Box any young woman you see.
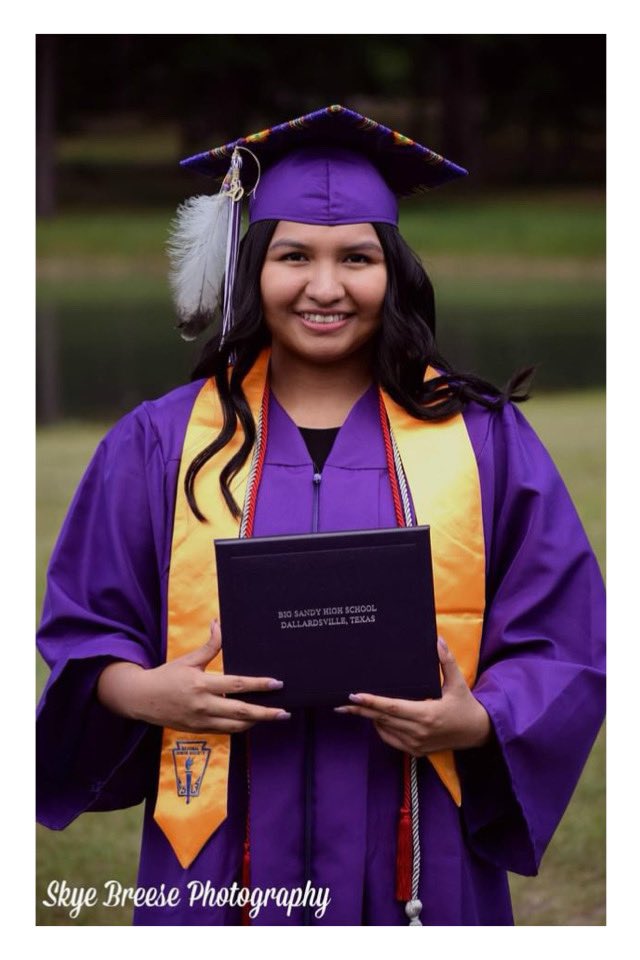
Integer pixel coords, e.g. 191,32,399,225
36,106,605,926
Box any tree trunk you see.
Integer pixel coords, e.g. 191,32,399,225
36,35,57,218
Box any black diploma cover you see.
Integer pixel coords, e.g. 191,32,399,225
214,526,440,710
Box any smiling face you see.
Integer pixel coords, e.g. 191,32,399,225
260,221,387,369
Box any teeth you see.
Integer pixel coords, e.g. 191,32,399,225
301,313,348,324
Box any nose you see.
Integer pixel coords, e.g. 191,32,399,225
304,261,345,304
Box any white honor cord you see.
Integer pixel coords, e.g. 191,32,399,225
390,427,423,926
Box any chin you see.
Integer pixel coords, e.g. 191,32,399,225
297,340,376,367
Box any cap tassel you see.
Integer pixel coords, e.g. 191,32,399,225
220,167,243,356
167,149,244,342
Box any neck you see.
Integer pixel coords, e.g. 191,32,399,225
268,343,375,428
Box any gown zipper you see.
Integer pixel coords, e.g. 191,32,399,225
304,466,322,924
312,470,322,530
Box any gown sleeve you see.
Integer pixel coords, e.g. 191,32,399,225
457,402,606,876
36,406,169,829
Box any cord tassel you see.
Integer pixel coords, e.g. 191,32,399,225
240,832,251,926
241,735,252,925
378,392,424,924
396,753,413,900
406,755,423,925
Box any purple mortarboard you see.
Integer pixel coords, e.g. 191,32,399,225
168,104,467,340
247,147,400,227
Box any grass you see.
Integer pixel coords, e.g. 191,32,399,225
37,189,605,261
401,190,605,259
37,211,173,260
35,391,605,925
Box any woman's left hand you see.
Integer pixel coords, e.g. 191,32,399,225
335,637,492,755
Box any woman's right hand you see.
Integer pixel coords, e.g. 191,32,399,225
96,620,289,732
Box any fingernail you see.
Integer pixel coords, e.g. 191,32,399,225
334,706,350,713
276,711,291,720
349,693,363,703
267,679,284,690
438,636,448,650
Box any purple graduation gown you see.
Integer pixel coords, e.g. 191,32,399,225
36,381,606,925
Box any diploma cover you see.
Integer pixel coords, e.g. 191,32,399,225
215,525,440,709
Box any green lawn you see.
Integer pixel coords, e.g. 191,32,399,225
401,190,605,259
37,189,604,261
36,391,605,925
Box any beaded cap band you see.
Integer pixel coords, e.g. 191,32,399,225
180,104,468,197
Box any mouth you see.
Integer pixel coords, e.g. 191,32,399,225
298,312,353,331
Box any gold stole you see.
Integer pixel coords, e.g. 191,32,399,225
153,350,485,868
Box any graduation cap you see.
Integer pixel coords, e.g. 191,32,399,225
167,104,468,340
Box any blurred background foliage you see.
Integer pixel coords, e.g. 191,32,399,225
35,34,605,925
36,34,605,423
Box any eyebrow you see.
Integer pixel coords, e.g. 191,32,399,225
268,239,384,253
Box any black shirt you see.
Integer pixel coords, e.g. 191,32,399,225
298,426,340,473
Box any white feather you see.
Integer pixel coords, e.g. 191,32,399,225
167,193,231,328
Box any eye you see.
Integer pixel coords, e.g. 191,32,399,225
344,253,372,264
279,251,308,262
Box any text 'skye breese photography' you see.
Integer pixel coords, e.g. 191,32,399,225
41,880,332,921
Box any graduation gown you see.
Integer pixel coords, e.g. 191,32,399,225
36,379,606,925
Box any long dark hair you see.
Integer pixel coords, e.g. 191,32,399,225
186,220,532,521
